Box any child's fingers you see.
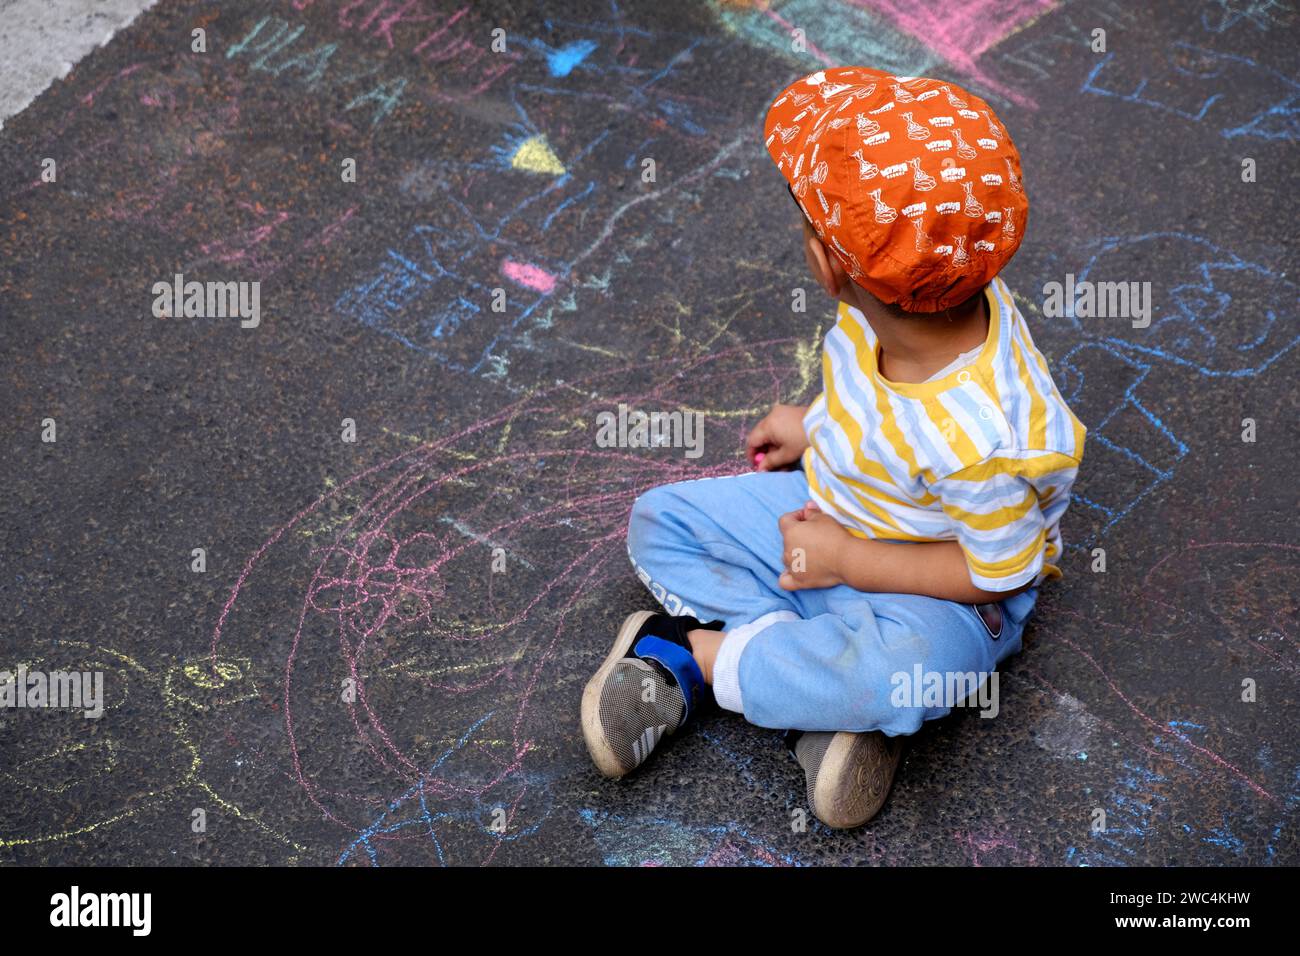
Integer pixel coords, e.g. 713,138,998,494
758,444,797,472
778,571,801,590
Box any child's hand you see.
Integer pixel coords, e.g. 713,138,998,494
777,502,850,589
746,403,810,471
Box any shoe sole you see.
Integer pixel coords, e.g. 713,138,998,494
581,610,656,779
812,730,904,829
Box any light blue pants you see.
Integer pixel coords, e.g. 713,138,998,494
626,470,1037,735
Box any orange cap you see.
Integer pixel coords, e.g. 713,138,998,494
764,67,1028,312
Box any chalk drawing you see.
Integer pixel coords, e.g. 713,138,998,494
579,809,797,866
335,38,749,380
1201,0,1294,34
1044,232,1297,547
707,0,1043,108
305,0,524,98
208,344,809,864
509,135,567,175
0,642,305,855
989,0,1137,85
1082,42,1299,142
226,15,407,128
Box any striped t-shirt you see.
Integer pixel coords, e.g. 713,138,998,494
801,277,1086,592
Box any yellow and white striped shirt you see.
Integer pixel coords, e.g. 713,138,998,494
802,278,1086,592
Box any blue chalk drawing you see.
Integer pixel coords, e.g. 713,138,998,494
1265,768,1300,862
1073,719,1300,865
1052,232,1297,548
1082,41,1299,141
579,808,799,867
541,38,599,77
1201,0,1292,34
336,6,740,380
337,713,552,866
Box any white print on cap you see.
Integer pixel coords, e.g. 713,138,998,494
870,188,898,223
913,217,934,251
982,110,1004,139
981,173,1004,186
856,113,881,136
954,129,978,159
851,149,880,179
929,116,954,127
917,89,941,101
805,71,827,85
985,210,1003,222
869,101,895,114
902,111,931,140
934,244,954,255
926,139,953,152
958,109,979,119
864,131,891,146
952,235,970,266
978,138,999,150
882,162,909,179
940,166,966,182
902,201,928,218
910,157,936,190
974,239,996,252
936,201,961,214
943,85,969,108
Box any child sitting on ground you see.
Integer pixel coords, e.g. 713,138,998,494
582,67,1085,828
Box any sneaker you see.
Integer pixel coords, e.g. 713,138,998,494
582,610,721,778
787,729,904,828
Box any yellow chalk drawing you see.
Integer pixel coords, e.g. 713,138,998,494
0,740,119,795
377,647,526,679
0,642,304,854
793,322,824,396
166,658,259,710
511,135,565,176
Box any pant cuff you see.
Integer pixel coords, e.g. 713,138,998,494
711,610,799,714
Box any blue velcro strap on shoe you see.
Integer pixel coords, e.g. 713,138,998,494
634,635,706,723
